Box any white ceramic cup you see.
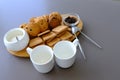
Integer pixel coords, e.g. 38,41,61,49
26,45,54,73
53,40,77,68
3,28,29,51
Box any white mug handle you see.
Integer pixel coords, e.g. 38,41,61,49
26,47,33,55
73,38,78,48
73,38,86,60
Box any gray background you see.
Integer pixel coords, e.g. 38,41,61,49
0,0,120,80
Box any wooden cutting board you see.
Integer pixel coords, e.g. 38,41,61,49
7,15,83,58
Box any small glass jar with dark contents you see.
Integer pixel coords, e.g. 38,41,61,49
65,16,77,24
63,13,80,26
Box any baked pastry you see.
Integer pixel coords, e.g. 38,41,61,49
52,25,68,34
37,30,50,37
46,38,60,47
42,15,49,22
29,37,44,47
24,22,41,37
29,17,36,23
34,16,49,32
42,32,57,42
19,23,27,28
49,12,62,29
67,35,75,41
59,31,73,40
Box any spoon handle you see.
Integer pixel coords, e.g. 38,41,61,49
80,32,102,49
75,35,86,60
77,39,86,60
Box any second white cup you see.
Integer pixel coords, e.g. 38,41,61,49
53,40,77,68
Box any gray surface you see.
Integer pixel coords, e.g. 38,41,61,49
0,0,120,80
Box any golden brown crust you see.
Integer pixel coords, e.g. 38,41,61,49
35,16,49,32
24,22,41,37
46,38,60,47
29,17,36,23
56,31,66,37
67,35,75,41
19,23,27,28
29,37,44,47
49,12,62,29
42,32,57,42
42,15,49,22
59,31,73,40
67,27,72,32
52,25,68,34
37,30,50,37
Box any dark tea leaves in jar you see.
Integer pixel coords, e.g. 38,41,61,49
65,16,77,24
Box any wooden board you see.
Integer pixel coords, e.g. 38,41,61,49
7,15,83,58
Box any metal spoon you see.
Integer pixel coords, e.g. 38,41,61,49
73,27,102,49
63,13,102,49
72,27,86,59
